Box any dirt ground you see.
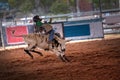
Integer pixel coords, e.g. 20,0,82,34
0,37,120,80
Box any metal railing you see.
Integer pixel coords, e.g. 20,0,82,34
0,10,120,50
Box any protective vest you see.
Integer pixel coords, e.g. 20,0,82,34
42,24,53,32
36,21,43,27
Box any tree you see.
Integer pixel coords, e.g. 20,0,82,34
64,0,76,12
119,0,120,8
40,0,56,13
19,0,34,13
34,0,57,14
1,0,77,16
93,0,119,10
8,0,17,8
34,0,76,14
0,0,7,2
50,1,71,14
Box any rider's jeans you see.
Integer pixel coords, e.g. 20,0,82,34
49,29,55,42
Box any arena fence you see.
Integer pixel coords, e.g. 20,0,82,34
0,15,120,50
103,14,120,34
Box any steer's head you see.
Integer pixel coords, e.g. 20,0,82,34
60,40,66,52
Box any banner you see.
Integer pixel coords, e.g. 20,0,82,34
64,19,104,40
6,26,28,44
64,24,90,37
2,23,63,46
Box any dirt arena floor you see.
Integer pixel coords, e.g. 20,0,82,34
0,36,120,80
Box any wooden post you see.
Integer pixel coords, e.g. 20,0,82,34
0,19,5,50
98,0,104,39
76,0,80,15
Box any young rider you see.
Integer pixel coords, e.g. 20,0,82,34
33,15,54,44
33,15,44,33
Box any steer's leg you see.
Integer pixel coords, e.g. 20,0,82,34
52,49,64,62
58,54,66,62
30,45,43,56
53,49,69,62
58,54,69,62
61,49,70,62
61,54,70,62
30,49,43,56
24,43,36,59
24,49,33,59
59,51,69,62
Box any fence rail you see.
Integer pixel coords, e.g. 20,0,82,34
0,12,120,49
104,25,120,34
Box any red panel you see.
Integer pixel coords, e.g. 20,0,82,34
6,26,28,44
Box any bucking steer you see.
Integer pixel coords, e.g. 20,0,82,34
11,30,70,62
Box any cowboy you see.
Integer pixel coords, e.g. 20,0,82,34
33,15,54,44
33,15,45,33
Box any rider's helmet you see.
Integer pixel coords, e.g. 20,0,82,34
33,15,42,22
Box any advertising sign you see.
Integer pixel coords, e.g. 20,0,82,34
6,26,28,44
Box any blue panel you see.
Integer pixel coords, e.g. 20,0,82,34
64,24,90,37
